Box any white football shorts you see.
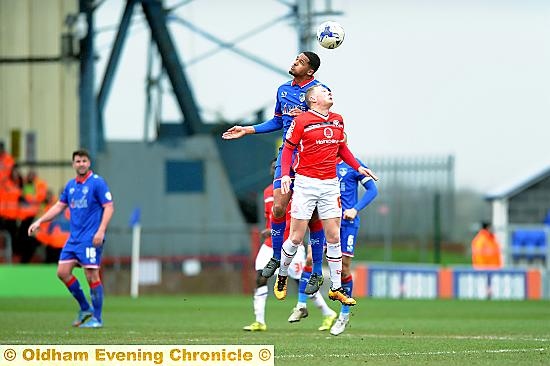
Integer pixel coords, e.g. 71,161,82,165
291,174,341,220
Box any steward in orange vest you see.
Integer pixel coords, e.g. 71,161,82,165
471,222,503,269
18,170,48,263
0,168,22,258
36,191,70,263
0,141,14,185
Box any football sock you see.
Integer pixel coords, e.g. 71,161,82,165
308,225,325,275
271,215,286,261
298,270,311,304
90,281,104,322
253,285,268,324
279,239,299,276
341,274,353,314
310,291,334,316
64,276,90,311
326,242,343,289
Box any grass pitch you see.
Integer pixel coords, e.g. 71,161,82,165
1,295,548,365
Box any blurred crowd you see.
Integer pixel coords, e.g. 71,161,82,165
0,141,69,263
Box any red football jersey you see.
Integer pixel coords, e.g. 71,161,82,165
285,110,346,179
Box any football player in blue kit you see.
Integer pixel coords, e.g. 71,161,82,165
28,149,114,328
222,52,326,291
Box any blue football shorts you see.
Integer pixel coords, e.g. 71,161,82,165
59,241,103,268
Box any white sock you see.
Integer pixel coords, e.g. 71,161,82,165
326,242,342,289
339,312,350,321
297,301,307,309
309,291,334,316
254,285,268,324
278,239,299,276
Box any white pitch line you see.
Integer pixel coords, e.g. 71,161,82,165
276,347,547,359
344,333,550,342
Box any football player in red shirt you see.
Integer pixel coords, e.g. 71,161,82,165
275,85,378,306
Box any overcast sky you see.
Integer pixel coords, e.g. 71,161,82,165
96,0,550,192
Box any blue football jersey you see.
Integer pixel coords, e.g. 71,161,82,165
274,77,326,139
337,159,371,228
60,172,113,244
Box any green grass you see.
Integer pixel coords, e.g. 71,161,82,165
1,296,549,365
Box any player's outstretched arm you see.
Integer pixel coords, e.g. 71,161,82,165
221,125,255,140
222,116,284,140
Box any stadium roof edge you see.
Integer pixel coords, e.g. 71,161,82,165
485,163,550,200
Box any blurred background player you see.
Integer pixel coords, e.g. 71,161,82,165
28,149,114,328
222,52,326,285
329,134,378,336
276,85,378,306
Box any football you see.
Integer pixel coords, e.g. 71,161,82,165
316,21,345,49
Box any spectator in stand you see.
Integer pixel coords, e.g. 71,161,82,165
18,169,48,262
0,141,14,185
36,190,70,263
0,167,22,259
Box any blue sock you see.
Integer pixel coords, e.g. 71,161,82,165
271,217,286,261
298,271,311,303
309,229,325,275
65,276,90,311
341,275,353,314
90,281,104,322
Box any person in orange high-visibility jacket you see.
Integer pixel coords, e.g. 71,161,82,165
471,222,503,269
18,169,48,262
0,168,22,258
35,190,70,263
0,141,14,184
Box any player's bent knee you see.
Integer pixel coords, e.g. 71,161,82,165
272,204,286,219
56,270,71,282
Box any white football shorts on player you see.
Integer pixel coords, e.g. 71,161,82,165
291,174,341,220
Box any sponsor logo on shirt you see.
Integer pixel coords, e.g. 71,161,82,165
316,138,340,145
70,196,88,209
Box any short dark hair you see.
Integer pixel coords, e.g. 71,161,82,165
303,51,321,72
72,149,90,161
